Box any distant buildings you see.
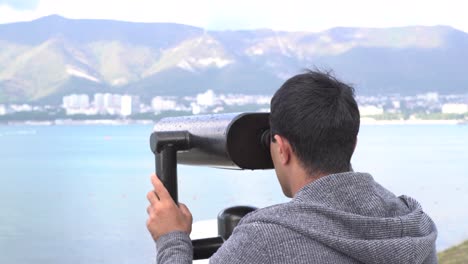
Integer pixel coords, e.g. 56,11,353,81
151,97,178,112
442,103,468,114
191,90,218,114
62,93,140,116
10,104,33,112
101,93,123,115
196,90,217,106
93,93,105,114
1,90,466,121
417,92,439,102
62,94,91,115
359,105,384,116
188,90,271,114
357,92,468,116
120,95,140,116
63,94,90,109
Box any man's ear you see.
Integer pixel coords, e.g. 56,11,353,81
274,135,291,165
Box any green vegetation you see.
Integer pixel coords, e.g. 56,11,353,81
0,110,196,123
412,112,467,120
129,110,192,121
363,112,467,121
363,112,407,120
0,110,65,121
439,240,468,264
2,107,466,123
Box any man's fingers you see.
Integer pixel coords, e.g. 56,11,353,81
146,190,159,204
179,203,189,212
151,174,172,202
146,205,153,215
179,203,192,219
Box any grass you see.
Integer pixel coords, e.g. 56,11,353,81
439,240,468,264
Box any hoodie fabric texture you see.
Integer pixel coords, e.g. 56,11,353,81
156,172,438,263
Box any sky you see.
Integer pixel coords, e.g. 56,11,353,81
0,0,467,32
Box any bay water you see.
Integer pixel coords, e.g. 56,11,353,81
0,124,466,263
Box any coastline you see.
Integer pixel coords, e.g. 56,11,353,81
0,119,155,126
0,118,466,126
360,118,465,125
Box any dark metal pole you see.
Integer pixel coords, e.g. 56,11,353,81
192,237,224,260
156,144,178,204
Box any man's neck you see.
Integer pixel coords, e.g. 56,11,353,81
289,168,330,197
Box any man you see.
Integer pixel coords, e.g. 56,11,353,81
146,70,438,263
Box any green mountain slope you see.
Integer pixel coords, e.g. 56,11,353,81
439,240,468,264
88,41,160,85
0,39,69,101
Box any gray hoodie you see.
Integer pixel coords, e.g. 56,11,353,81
156,172,438,263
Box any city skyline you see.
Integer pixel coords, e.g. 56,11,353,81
1,90,466,122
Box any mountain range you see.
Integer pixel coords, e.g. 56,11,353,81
1,15,468,104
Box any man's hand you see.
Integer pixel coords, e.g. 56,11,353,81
146,174,193,242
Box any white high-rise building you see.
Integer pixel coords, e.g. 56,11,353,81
94,93,105,113
196,90,216,106
151,97,177,112
114,94,122,115
132,96,140,114
62,95,75,109
103,93,113,110
78,94,89,109
359,105,384,116
0,104,6,115
62,94,90,114
120,95,140,116
62,94,89,109
442,103,468,114
121,95,133,116
417,92,439,102
101,93,122,115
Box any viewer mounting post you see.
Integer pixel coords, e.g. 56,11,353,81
150,131,192,204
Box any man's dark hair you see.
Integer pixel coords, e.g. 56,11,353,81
270,70,360,174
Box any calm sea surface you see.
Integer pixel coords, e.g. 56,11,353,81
0,124,466,263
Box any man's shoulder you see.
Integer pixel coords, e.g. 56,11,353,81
241,202,289,221
229,202,308,248
237,201,302,229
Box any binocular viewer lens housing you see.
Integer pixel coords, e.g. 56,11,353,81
151,112,273,170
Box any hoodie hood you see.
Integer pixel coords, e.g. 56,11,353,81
244,172,437,264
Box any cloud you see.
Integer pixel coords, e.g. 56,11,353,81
0,0,39,10
0,5,42,23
